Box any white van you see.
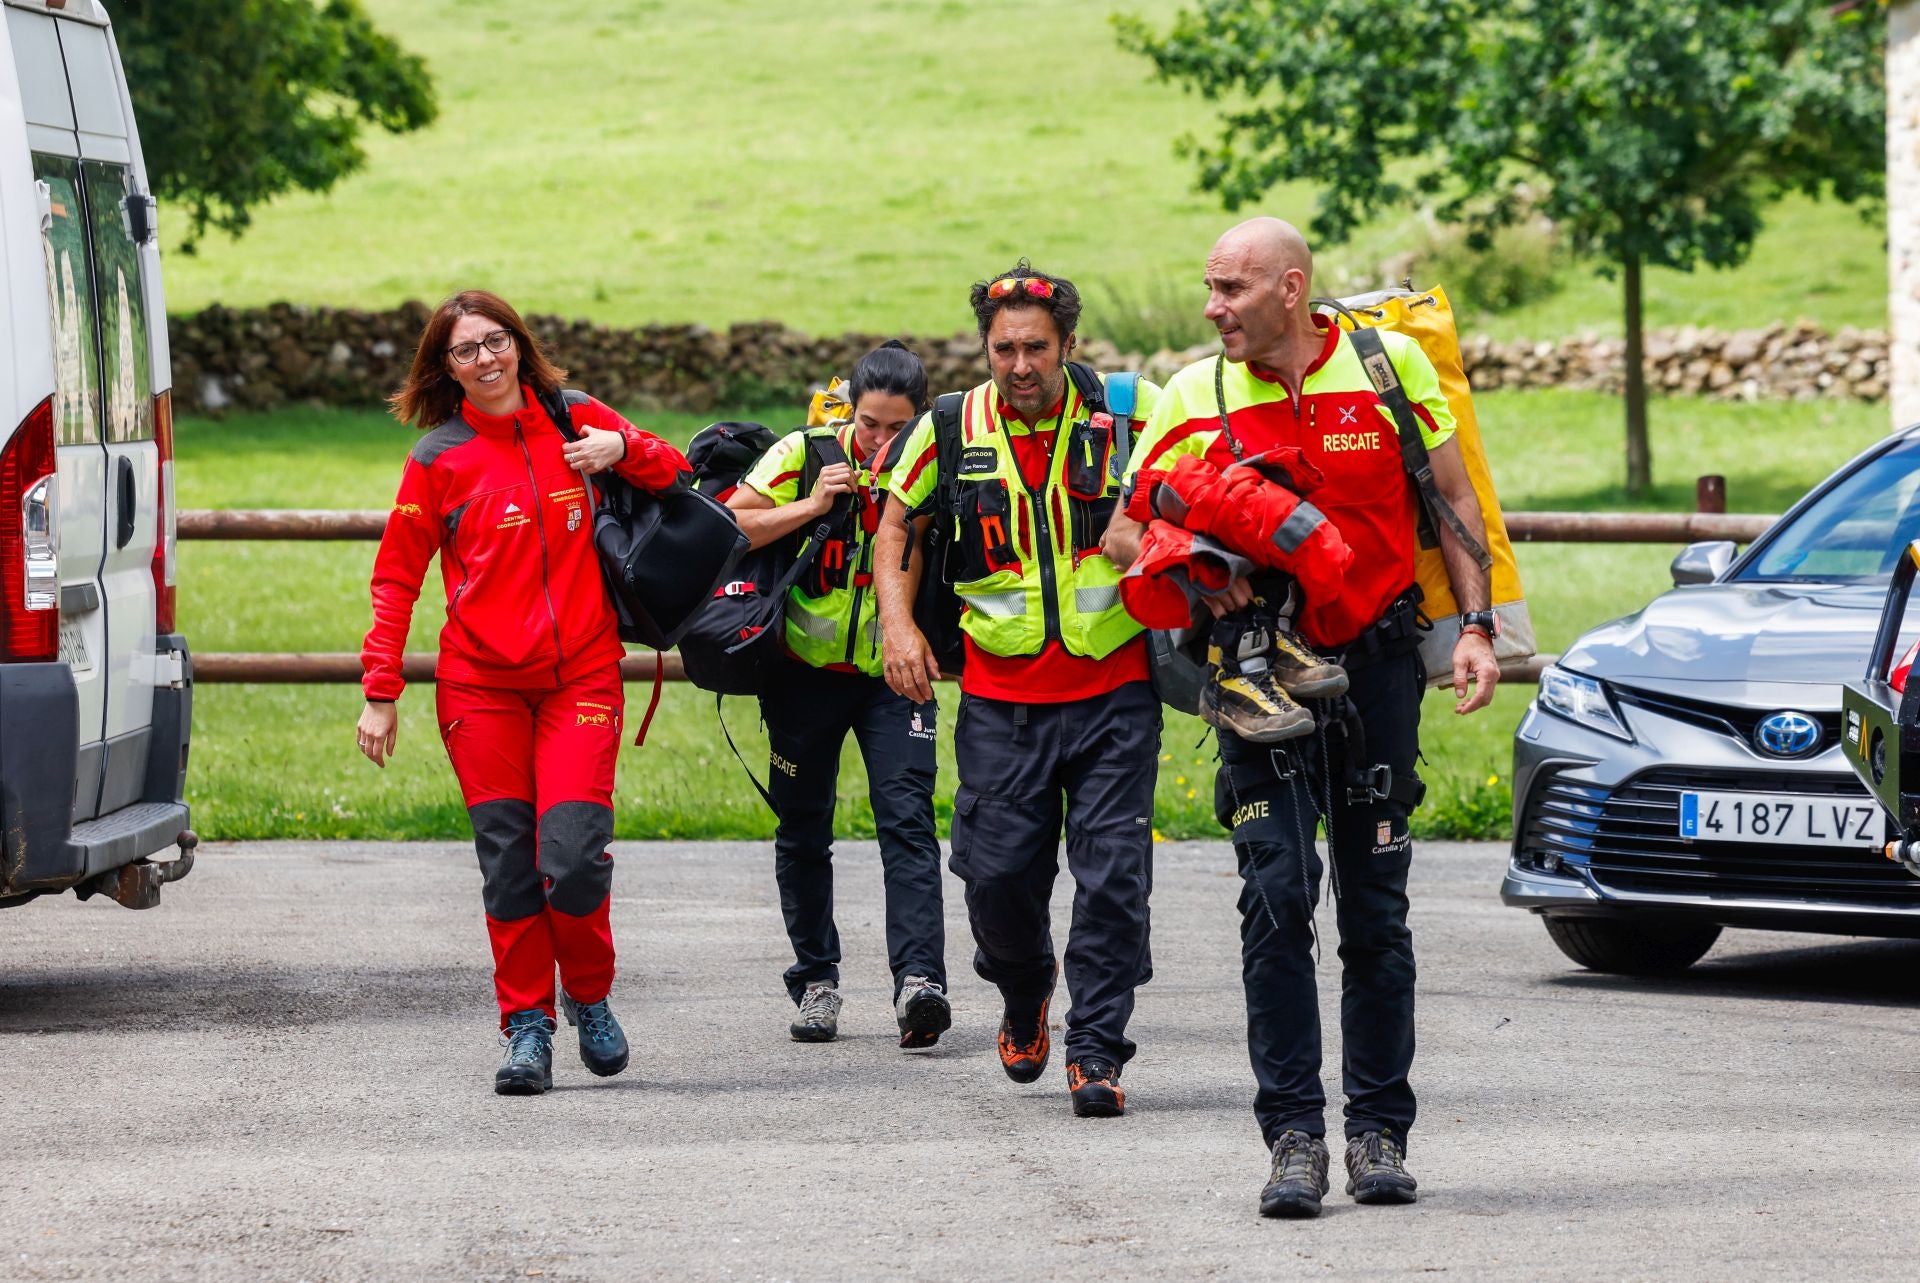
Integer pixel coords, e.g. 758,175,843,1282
1,0,192,910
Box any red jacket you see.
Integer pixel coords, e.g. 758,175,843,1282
362,388,691,700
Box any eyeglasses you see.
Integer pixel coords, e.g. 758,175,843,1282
447,329,514,365
986,276,1056,302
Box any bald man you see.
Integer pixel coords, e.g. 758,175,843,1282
1108,218,1498,1219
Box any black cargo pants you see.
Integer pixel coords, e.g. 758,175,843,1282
760,662,945,1004
1216,649,1422,1149
949,680,1160,1066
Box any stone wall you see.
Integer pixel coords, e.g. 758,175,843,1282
169,302,1895,417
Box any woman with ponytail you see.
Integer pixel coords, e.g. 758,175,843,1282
725,341,951,1049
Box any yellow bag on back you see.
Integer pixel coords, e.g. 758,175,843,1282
1325,285,1535,685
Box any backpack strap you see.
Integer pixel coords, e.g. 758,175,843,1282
1346,326,1493,573
1104,370,1140,476
535,387,586,441
714,693,777,812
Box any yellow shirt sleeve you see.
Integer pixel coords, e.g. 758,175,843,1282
885,413,941,511
742,430,809,505
1384,332,1455,450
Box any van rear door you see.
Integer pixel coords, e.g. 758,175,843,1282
4,3,111,821
58,17,158,820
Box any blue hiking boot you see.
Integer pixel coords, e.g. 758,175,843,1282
495,1009,555,1095
561,991,631,1077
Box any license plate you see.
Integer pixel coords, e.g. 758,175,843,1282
58,617,91,674
1679,791,1885,847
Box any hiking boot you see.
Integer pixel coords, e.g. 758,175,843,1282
790,980,842,1043
997,986,1054,1084
1201,654,1315,744
1259,1130,1331,1219
894,975,952,1050
1066,1057,1125,1118
495,1008,555,1096
1271,630,1348,699
1345,1130,1419,1205
561,991,630,1077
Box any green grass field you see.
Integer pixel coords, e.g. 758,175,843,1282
155,1,1890,343
175,389,1895,843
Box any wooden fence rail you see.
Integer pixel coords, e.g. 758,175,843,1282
178,509,1779,544
180,499,1771,686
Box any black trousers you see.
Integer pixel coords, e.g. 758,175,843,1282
949,681,1160,1066
760,662,945,1004
1216,650,1422,1148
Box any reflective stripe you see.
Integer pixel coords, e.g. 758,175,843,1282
1271,501,1325,555
1073,584,1120,614
959,590,1027,618
785,599,838,640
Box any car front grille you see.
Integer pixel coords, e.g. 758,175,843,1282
1517,766,1920,906
1612,686,1843,755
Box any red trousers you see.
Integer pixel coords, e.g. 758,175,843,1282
437,665,624,1024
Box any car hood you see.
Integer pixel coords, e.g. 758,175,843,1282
1558,581,1900,709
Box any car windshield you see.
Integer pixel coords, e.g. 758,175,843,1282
1737,437,1920,583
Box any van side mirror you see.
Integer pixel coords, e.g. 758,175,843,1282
123,193,157,245
1671,540,1736,586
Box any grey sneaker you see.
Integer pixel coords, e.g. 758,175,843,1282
1345,1129,1418,1204
894,975,952,1049
1259,1130,1331,1219
790,980,842,1043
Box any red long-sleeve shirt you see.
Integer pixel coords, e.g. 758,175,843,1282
361,388,690,701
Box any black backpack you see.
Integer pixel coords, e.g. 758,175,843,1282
534,389,749,745
685,421,781,501
677,428,852,698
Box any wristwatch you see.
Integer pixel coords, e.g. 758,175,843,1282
1459,609,1499,639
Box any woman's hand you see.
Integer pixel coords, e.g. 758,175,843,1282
562,426,628,475
356,701,399,768
806,462,856,516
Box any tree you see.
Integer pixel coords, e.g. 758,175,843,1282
113,0,436,252
1116,0,1885,497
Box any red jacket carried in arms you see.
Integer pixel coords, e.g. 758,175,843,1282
361,388,691,701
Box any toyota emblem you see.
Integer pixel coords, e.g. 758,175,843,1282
1754,711,1821,758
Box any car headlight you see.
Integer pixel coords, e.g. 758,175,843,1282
1537,666,1632,741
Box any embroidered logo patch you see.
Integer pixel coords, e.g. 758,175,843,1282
959,446,999,476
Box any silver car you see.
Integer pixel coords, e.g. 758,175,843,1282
1503,425,1920,973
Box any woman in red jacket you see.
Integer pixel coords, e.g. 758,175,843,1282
355,290,691,1096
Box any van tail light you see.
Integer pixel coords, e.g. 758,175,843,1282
0,396,59,662
152,389,175,633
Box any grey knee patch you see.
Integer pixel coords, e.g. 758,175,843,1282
471,799,542,920
540,801,616,916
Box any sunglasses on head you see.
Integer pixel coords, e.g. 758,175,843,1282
986,276,1056,302
448,329,513,365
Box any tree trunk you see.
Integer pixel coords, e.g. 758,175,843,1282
1623,253,1652,498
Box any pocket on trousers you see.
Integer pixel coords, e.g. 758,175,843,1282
947,790,979,876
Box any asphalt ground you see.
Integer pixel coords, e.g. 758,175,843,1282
4,838,1918,1281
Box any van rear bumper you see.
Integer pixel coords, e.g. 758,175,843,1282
0,636,193,898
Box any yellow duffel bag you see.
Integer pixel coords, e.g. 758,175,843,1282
1320,284,1536,684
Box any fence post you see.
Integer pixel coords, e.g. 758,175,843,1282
1695,474,1727,514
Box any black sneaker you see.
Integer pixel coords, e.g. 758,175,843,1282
561,991,630,1077
1259,1130,1331,1219
1201,658,1315,744
1066,1057,1125,1117
894,975,952,1049
1271,630,1348,699
1345,1129,1419,1204
494,1008,555,1096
